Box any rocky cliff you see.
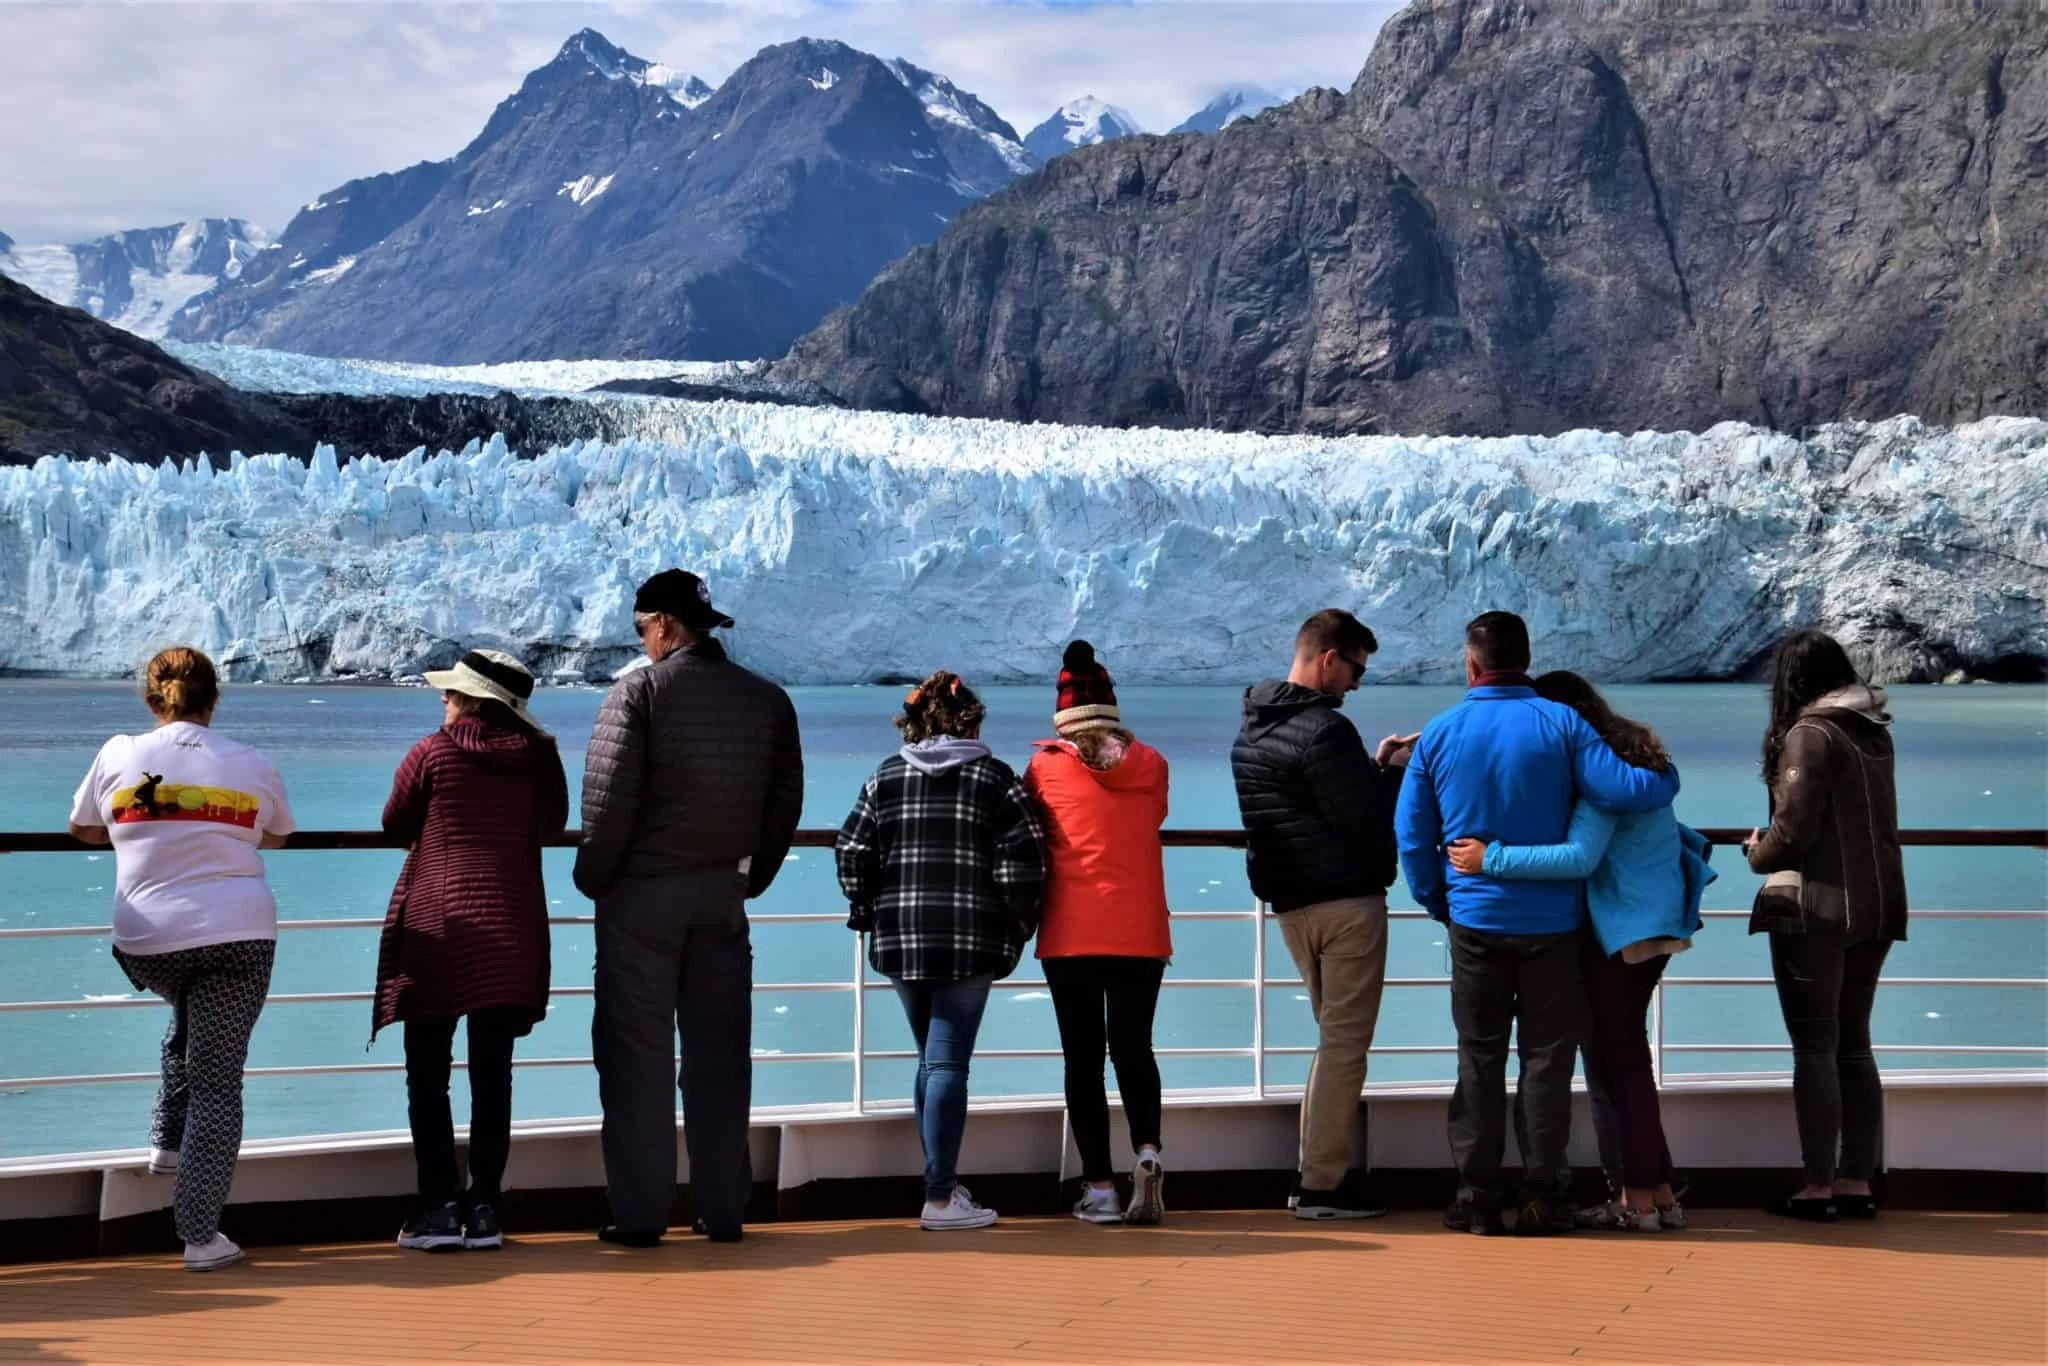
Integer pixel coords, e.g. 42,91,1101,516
782,1,2048,435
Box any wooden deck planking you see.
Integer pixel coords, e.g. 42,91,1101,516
1,1211,2042,1364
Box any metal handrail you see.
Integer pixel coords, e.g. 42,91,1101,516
1,828,2041,1109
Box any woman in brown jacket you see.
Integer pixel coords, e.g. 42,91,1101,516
1744,630,1907,1222
377,650,568,1252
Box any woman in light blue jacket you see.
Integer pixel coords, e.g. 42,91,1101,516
1448,672,1709,1232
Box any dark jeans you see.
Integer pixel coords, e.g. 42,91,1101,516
1044,955,1166,1182
1582,942,1676,1191
892,975,994,1203
404,1007,524,1209
1770,931,1891,1187
593,867,755,1237
1447,924,1586,1206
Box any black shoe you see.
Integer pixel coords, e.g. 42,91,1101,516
1444,1198,1506,1236
1769,1194,1839,1223
463,1202,504,1250
1514,1195,1576,1236
1835,1194,1878,1219
690,1217,744,1243
598,1224,663,1248
397,1201,465,1251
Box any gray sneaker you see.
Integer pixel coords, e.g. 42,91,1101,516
1124,1154,1165,1226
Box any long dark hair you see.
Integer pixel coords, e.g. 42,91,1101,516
1533,671,1668,772
1763,629,1861,784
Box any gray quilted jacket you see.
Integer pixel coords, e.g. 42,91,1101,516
572,638,804,902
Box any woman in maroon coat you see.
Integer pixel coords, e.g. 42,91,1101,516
377,650,568,1252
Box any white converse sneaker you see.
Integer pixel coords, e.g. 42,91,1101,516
183,1233,243,1272
147,1147,179,1176
1073,1184,1124,1224
920,1185,998,1231
1124,1150,1165,1226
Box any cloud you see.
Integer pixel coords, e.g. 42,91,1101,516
0,0,1402,245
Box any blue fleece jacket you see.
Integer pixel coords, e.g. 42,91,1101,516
1479,802,1712,956
1394,685,1681,934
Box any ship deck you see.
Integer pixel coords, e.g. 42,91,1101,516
2,1209,2042,1364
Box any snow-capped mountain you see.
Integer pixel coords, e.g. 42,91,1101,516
1169,86,1290,135
1022,97,1142,163
169,31,1033,364
0,219,270,338
0,373,2038,685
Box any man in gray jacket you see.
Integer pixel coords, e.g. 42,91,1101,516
575,569,803,1246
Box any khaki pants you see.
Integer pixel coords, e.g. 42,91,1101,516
1277,895,1389,1193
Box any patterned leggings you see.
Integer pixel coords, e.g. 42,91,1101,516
114,940,275,1245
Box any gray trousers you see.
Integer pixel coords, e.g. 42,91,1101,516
592,866,754,1236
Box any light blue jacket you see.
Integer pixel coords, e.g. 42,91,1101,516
1480,802,1714,956
1395,685,1681,934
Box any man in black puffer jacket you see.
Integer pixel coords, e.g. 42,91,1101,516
575,569,803,1248
1232,609,1415,1221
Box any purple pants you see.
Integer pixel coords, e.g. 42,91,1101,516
1581,939,1675,1191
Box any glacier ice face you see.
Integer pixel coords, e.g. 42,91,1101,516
160,341,766,399
0,403,2039,685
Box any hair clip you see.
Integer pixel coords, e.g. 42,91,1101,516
905,688,924,708
949,676,962,696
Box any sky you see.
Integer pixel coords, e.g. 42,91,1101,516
0,1,1404,245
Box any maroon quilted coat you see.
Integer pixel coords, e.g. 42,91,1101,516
373,714,570,1036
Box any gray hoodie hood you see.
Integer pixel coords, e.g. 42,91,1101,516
900,736,992,775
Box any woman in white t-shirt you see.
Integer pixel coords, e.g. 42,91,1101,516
69,647,295,1273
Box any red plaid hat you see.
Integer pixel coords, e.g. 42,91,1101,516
1054,640,1120,735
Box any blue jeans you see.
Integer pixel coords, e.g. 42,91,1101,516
892,975,994,1202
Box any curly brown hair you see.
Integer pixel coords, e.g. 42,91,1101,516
895,670,986,743
1533,670,1669,772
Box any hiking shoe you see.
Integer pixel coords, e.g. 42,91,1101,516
1124,1152,1165,1226
921,1185,998,1231
1515,1194,1576,1236
183,1233,243,1272
463,1203,504,1250
147,1147,179,1176
598,1225,663,1248
1444,1198,1506,1236
1295,1185,1387,1220
1073,1184,1124,1224
397,1201,465,1251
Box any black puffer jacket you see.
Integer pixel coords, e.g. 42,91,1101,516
1231,680,1404,913
573,638,804,902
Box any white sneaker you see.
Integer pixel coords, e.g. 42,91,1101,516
1124,1151,1165,1226
1073,1184,1124,1224
921,1185,998,1231
183,1233,243,1272
147,1147,179,1176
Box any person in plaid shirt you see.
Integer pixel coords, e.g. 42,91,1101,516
836,670,1048,1230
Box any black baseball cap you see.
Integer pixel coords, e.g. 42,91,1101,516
634,569,735,631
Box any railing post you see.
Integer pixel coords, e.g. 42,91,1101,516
1251,898,1266,1100
851,932,867,1116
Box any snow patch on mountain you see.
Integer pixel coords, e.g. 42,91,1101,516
887,59,1034,180
1170,86,1292,135
1023,97,1141,163
0,404,2036,686
0,220,271,339
557,174,615,206
568,28,711,109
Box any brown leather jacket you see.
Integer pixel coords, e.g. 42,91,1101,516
1746,685,1908,942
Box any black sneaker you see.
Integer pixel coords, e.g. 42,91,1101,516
1444,1198,1506,1236
1515,1194,1576,1236
1294,1183,1387,1220
690,1217,744,1243
598,1224,663,1248
397,1201,465,1251
463,1202,504,1250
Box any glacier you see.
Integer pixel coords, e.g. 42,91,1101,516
0,399,2040,685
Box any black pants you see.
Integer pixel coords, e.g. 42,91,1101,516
1770,931,1891,1186
405,1007,525,1210
1582,941,1676,1191
1447,924,1586,1207
1044,956,1166,1182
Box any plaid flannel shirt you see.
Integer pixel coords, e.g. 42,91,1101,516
835,752,1049,983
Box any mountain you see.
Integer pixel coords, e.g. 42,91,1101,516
1022,97,1142,163
0,219,270,339
169,31,1034,364
782,1,2048,436
1169,86,1288,135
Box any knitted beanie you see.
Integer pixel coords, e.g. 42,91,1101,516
1054,640,1121,735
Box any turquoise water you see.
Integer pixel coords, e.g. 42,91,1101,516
0,680,2041,1159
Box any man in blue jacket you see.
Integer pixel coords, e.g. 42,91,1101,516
1394,611,1678,1235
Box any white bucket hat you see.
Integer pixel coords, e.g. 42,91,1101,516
423,649,548,734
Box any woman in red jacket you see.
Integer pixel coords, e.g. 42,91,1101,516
376,650,568,1253
1026,641,1172,1226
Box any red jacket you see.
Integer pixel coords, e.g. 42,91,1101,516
374,715,569,1035
1026,738,1172,960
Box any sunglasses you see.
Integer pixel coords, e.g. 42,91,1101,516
634,615,660,639
1337,652,1367,680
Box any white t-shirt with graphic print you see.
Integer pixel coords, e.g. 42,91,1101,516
70,721,296,955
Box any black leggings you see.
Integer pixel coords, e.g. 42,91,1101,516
1044,956,1166,1182
1770,933,1891,1187
404,1008,526,1209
